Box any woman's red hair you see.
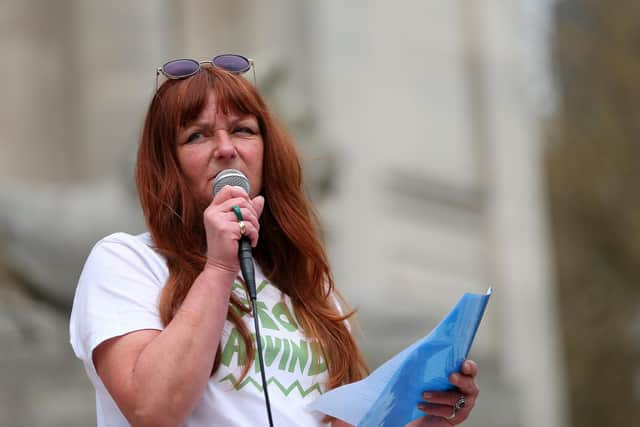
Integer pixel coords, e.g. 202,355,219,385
135,66,368,390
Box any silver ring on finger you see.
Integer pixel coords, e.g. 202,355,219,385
446,406,457,421
446,395,465,421
454,395,466,411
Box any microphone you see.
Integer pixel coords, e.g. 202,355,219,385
212,169,274,427
213,169,256,300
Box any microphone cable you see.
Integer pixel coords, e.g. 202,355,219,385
244,265,274,427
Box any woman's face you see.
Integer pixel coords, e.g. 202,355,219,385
176,90,264,205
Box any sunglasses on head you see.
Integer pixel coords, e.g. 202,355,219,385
155,54,255,90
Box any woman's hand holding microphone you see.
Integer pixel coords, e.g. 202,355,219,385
203,184,264,274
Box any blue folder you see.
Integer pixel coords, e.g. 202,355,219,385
308,288,492,426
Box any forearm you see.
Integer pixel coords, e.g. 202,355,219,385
128,266,236,426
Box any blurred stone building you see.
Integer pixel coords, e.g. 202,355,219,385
0,1,567,426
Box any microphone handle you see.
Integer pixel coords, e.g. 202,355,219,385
238,237,256,300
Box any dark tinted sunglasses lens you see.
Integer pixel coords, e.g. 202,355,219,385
162,59,200,78
213,54,251,74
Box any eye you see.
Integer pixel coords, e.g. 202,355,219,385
186,132,204,143
233,126,257,136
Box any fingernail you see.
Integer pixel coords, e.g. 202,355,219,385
423,392,432,399
417,403,426,410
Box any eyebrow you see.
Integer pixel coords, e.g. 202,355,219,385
228,114,256,123
182,120,214,132
183,115,256,130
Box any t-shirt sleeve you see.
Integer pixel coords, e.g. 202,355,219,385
69,233,166,366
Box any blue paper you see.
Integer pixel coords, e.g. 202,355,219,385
308,288,492,426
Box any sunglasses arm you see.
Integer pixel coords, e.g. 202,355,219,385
250,59,256,87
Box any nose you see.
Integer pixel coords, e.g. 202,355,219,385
213,130,236,159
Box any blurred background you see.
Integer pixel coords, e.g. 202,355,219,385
0,0,638,426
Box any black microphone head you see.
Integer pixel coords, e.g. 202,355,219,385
213,169,250,196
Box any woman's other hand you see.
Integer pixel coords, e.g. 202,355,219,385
408,359,479,426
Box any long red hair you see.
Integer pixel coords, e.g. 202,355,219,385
135,65,368,390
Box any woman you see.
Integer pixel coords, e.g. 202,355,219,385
70,55,479,427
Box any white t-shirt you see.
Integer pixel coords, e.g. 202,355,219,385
69,232,331,427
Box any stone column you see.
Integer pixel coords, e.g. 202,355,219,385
0,0,82,183
477,0,569,426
